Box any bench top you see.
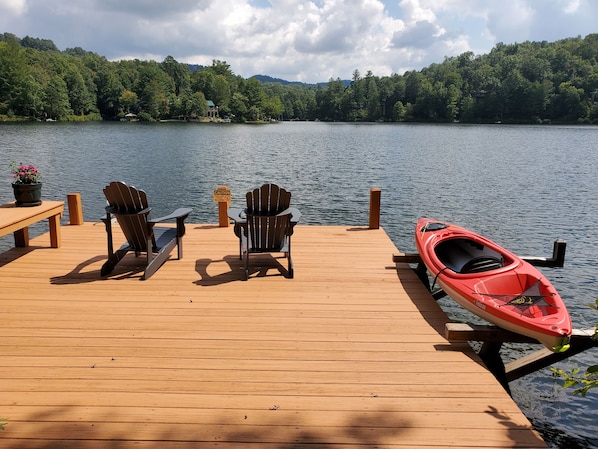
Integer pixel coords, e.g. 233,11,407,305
0,201,64,237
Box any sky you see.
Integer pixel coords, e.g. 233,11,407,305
0,0,596,83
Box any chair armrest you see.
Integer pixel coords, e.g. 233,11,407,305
105,205,152,217
149,207,192,224
149,207,192,239
278,207,301,224
227,207,246,223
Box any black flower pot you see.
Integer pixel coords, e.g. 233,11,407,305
12,183,42,207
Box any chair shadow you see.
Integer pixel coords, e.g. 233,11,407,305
50,255,111,284
194,254,289,286
50,254,148,284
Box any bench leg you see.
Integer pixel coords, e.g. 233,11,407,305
49,214,61,248
14,227,29,247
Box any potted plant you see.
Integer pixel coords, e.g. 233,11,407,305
10,162,42,207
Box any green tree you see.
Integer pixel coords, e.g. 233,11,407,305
243,77,266,108
263,95,284,119
552,81,585,120
64,65,95,115
3,31,598,124
210,60,235,79
445,84,460,121
191,68,215,97
365,72,380,121
229,92,249,121
0,40,30,115
348,69,366,121
392,100,407,121
119,89,138,113
176,91,207,119
161,55,190,96
96,66,124,118
316,78,345,121
136,62,175,119
140,78,169,119
20,35,58,52
191,69,231,111
43,75,72,119
458,94,474,122
377,76,395,120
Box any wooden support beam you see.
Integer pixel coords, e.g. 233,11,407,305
431,289,447,300
392,252,421,264
521,239,566,267
445,323,597,386
445,323,537,344
394,240,566,267
505,328,597,382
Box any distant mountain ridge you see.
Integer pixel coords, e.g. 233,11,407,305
187,65,347,86
251,74,308,85
252,74,350,87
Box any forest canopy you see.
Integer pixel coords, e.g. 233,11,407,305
1,32,597,123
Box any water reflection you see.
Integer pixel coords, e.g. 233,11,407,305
1,121,597,448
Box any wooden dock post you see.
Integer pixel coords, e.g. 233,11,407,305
213,186,231,227
67,193,84,225
369,187,381,229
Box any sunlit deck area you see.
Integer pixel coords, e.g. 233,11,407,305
0,219,547,448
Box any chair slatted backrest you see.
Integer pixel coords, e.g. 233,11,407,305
103,181,151,251
246,184,291,214
246,212,291,252
245,184,292,253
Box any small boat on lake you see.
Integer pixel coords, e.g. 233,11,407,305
415,218,572,352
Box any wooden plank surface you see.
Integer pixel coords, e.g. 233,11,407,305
0,222,547,448
0,201,64,235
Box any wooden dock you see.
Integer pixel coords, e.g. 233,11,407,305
0,220,548,448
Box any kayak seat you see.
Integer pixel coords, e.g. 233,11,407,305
460,256,504,274
435,238,504,273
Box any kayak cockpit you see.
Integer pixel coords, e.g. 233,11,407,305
435,238,507,274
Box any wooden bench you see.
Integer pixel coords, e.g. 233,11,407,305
0,201,64,248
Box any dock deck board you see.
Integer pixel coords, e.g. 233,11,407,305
0,222,547,448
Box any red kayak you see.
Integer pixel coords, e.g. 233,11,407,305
415,218,572,352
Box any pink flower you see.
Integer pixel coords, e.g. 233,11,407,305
10,162,42,184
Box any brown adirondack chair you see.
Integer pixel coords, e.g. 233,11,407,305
101,181,192,280
228,183,301,280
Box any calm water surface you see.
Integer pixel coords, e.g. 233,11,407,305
1,121,597,448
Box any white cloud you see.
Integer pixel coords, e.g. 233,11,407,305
563,0,580,14
0,0,595,83
0,0,28,15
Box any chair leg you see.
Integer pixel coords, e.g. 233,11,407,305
243,252,249,281
177,237,183,259
101,248,129,276
287,253,294,278
143,238,177,280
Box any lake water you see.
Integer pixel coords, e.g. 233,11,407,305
1,121,597,448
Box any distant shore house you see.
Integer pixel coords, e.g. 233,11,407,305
207,100,219,120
